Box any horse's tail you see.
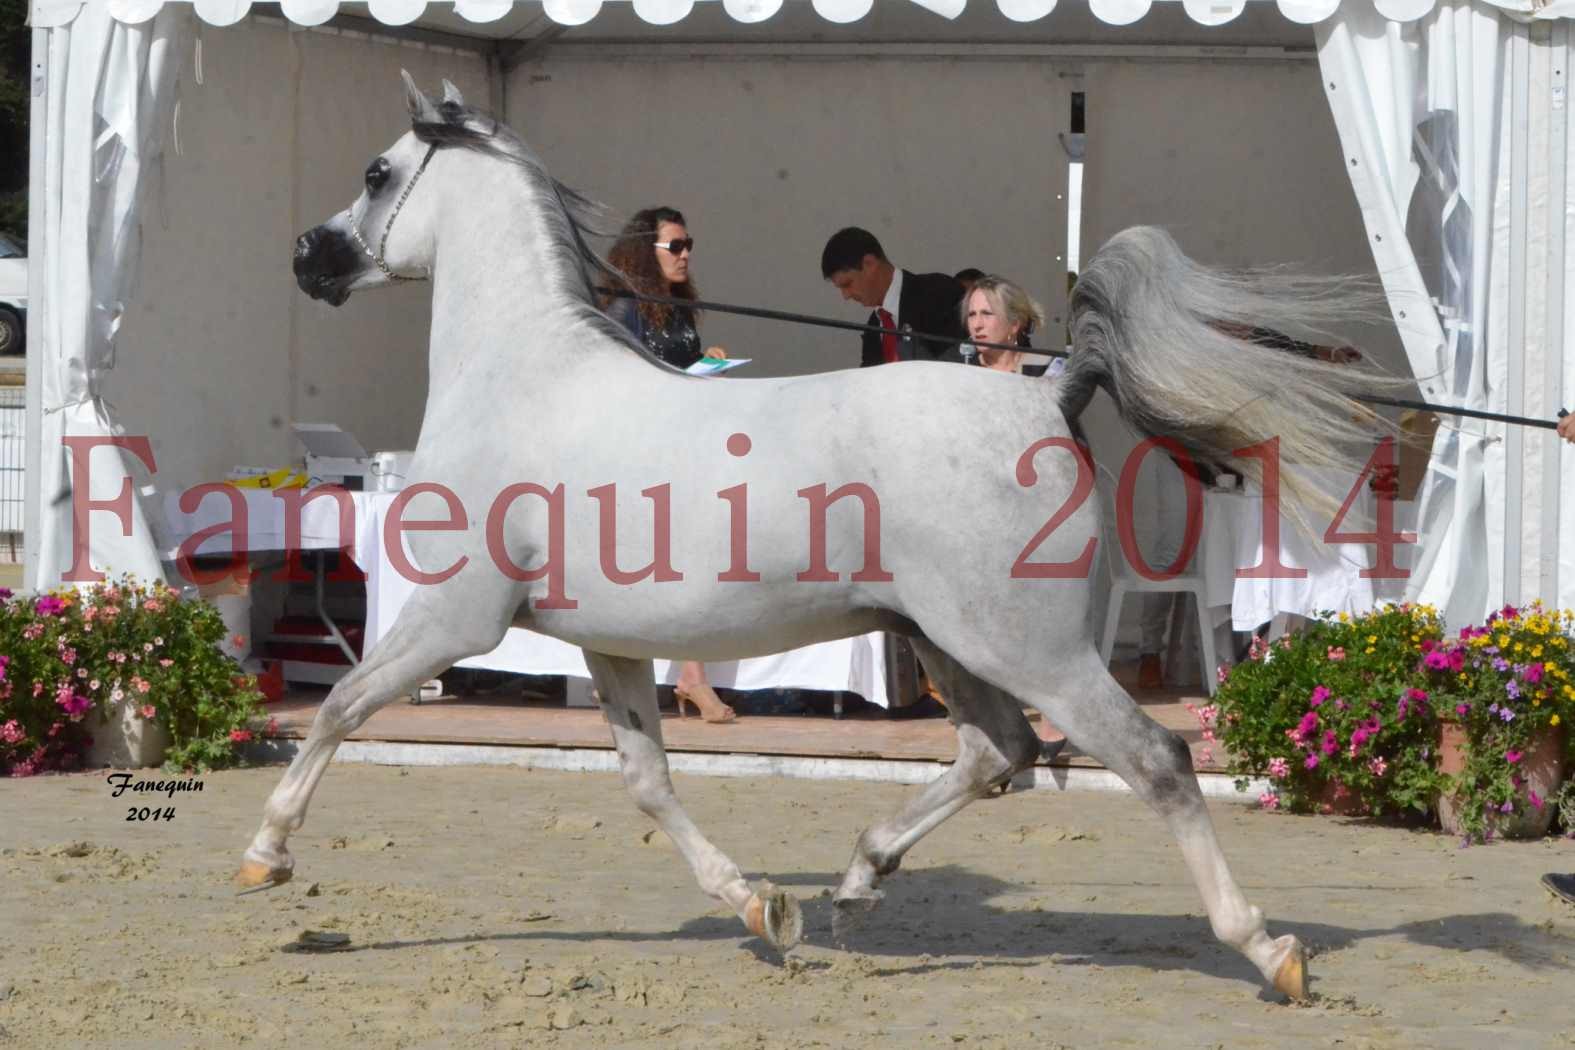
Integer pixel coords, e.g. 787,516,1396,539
1057,225,1409,527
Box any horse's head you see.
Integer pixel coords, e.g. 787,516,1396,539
293,72,484,306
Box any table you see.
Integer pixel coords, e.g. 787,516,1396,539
163,487,890,705
1198,473,1379,632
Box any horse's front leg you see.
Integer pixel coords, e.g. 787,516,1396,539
584,650,803,952
236,589,509,890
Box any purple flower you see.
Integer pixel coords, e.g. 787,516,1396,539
34,595,65,617
0,587,11,600
1483,645,1500,656
1499,800,1515,814
1505,680,1520,701
1500,707,1515,722
1492,657,1510,673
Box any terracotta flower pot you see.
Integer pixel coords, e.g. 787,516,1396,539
1436,721,1568,839
86,695,170,770
1314,778,1367,816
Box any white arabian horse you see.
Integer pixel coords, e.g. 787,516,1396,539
242,74,1392,1001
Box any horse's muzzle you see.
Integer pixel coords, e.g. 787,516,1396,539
294,226,356,307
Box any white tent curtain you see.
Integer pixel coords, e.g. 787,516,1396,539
29,5,188,591
1317,0,1574,628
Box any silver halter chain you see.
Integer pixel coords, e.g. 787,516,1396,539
347,142,439,283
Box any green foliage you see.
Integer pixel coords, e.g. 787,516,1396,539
1211,604,1448,817
0,576,271,776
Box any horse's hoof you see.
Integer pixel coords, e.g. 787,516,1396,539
234,859,293,895
1272,937,1309,1001
744,884,803,953
831,892,882,942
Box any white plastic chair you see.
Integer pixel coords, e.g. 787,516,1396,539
1095,468,1219,696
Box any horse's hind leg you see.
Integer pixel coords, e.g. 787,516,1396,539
834,638,1042,935
981,643,1308,999
236,590,510,890
584,651,803,952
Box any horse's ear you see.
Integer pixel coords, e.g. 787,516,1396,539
401,69,440,124
441,79,465,108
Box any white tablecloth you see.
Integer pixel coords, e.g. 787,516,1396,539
164,487,889,704
1199,474,1377,631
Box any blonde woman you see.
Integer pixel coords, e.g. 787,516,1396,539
961,274,1046,374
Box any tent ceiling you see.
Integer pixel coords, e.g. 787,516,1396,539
31,0,1575,33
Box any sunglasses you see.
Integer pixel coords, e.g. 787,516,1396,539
654,237,695,256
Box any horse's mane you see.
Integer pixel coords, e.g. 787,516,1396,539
411,104,652,357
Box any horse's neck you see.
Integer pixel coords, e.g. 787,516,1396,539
426,157,624,395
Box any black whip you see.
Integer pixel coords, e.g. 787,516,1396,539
597,287,1569,431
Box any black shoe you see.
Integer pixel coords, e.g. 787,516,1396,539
888,695,948,720
1542,873,1575,904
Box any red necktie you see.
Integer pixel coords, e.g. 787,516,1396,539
877,308,900,364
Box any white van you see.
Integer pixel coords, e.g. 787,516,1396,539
0,233,26,355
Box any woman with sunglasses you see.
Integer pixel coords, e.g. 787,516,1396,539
604,206,727,371
601,206,737,723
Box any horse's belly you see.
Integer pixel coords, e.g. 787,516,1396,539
516,604,894,662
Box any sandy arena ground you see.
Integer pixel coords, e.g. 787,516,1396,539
2,763,1574,1049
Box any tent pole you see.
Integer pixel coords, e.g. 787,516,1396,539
1504,24,1530,609
1540,21,1569,607
23,27,47,594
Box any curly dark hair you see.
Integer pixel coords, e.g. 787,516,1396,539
603,206,700,330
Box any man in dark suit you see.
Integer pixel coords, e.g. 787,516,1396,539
820,227,967,368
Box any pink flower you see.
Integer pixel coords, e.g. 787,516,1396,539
56,692,92,718
229,729,252,744
140,705,157,720
89,679,100,691
232,634,246,649
153,636,164,646
1424,650,1450,670
143,600,162,613
0,720,23,744
21,623,42,641
33,596,65,617
1320,730,1339,755
158,658,173,668
1216,665,1231,684
1309,685,1331,707
1529,789,1545,809
1267,757,1290,779
59,645,76,666
1455,703,1470,717
1327,647,1346,662
31,680,42,697
1304,753,1321,770
1367,756,1387,777
110,687,124,702
142,643,153,653
1258,791,1281,811
132,677,150,695
1505,750,1523,765
1523,663,1544,684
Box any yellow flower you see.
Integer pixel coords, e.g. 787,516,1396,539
1338,612,1350,623
1365,647,1375,654
1554,714,1562,726
1531,645,1543,658
1499,634,1511,648
1367,635,1378,644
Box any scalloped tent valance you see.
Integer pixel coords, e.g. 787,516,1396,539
30,0,1575,30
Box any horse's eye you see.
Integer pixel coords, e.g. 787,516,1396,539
365,157,391,193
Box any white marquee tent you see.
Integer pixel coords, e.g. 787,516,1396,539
22,0,1575,633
